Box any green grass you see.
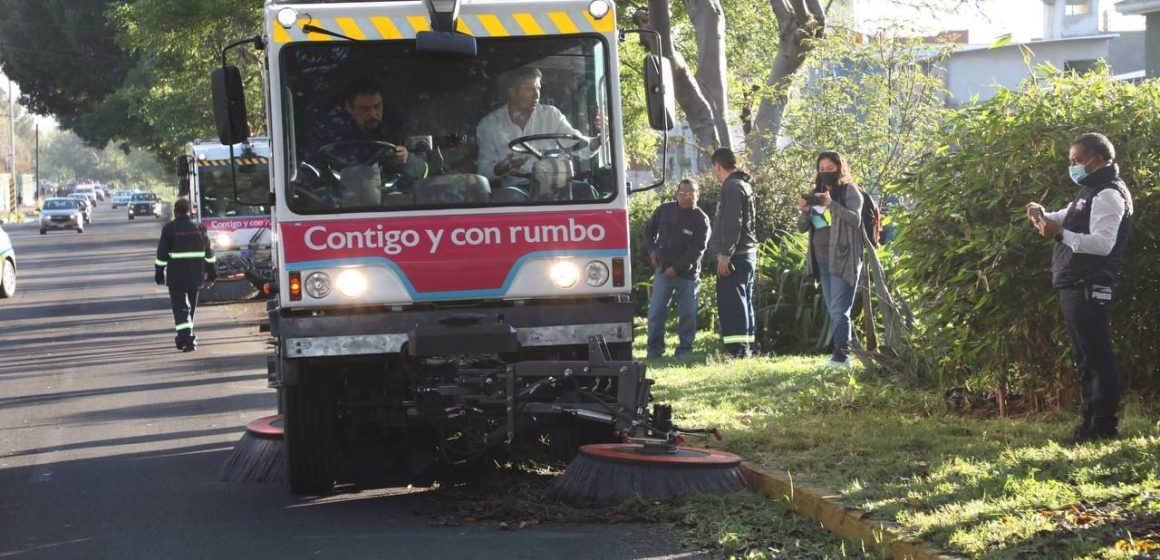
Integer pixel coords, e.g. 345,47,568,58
641,330,1160,559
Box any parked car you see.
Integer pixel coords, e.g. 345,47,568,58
128,192,161,220
70,194,94,224
111,190,134,208
0,222,15,298
40,198,85,234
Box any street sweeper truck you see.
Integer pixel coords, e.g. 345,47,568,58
212,0,692,495
176,139,273,301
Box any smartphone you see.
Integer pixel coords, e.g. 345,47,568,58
1031,206,1045,224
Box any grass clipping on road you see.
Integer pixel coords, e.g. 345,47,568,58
645,335,1160,559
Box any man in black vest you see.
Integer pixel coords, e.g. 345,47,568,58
1027,132,1134,443
156,199,217,352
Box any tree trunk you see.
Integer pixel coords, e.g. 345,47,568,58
749,0,827,160
684,0,730,150
644,0,719,170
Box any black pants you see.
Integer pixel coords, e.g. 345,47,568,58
1059,287,1120,421
716,251,756,357
169,287,200,346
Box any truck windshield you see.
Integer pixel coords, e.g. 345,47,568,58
280,36,614,215
198,162,271,217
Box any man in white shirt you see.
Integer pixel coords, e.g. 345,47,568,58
475,67,601,191
1026,132,1134,444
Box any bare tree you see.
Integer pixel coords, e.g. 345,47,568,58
685,0,731,149
749,0,827,159
639,0,729,170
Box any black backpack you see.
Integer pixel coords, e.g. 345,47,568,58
837,184,882,247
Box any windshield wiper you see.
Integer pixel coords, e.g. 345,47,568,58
302,24,362,42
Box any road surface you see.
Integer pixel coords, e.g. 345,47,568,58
0,203,704,559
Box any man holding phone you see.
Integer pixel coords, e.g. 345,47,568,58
1026,132,1134,443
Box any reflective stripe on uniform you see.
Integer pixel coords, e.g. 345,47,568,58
722,335,754,344
169,251,207,259
155,258,168,267
204,256,217,263
174,322,193,331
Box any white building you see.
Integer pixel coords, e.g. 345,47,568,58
940,0,1120,105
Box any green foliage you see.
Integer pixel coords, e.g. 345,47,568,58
109,0,265,158
753,234,830,353
771,31,951,196
0,0,144,148
38,129,165,186
893,70,1160,404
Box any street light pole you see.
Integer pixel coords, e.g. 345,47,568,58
35,123,39,203
6,78,16,211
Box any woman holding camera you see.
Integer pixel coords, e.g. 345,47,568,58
797,151,863,366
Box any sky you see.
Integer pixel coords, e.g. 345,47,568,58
852,0,1145,44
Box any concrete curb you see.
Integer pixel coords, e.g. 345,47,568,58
741,463,969,560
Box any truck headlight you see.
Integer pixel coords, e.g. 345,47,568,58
585,261,609,287
304,272,331,299
588,0,610,19
335,269,368,297
549,260,579,289
212,232,231,249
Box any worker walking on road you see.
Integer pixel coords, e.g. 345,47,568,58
155,199,216,352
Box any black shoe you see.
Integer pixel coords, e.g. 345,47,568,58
1070,423,1119,444
182,343,196,353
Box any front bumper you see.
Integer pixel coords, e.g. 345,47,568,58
273,298,634,358
41,217,80,230
128,205,159,215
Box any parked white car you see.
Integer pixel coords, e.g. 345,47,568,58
0,222,15,298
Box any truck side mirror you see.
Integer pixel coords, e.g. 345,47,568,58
644,54,674,131
211,66,250,145
176,155,191,178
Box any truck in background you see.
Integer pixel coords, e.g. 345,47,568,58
176,139,272,302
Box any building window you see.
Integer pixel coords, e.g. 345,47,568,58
1065,59,1099,74
1065,0,1091,16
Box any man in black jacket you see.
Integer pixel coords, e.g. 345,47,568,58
708,148,757,358
1027,132,1134,443
155,199,217,352
643,179,711,359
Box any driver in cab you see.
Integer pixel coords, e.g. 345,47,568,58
338,78,428,186
476,67,601,191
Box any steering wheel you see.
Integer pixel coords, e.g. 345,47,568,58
507,133,589,160
316,140,399,169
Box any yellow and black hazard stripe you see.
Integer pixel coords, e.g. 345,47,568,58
271,10,615,44
200,157,269,167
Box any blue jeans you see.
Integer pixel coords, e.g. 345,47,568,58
816,259,858,362
716,251,756,357
647,270,699,358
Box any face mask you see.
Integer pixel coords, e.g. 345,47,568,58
1069,158,1093,185
818,171,840,187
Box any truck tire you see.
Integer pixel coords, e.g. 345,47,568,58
284,366,337,495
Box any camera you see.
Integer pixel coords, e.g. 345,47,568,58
801,192,823,206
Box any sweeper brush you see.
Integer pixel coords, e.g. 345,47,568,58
548,443,746,506
218,415,284,483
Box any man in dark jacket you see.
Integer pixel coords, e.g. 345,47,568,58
156,199,217,352
643,179,711,359
1027,132,1134,443
707,148,757,358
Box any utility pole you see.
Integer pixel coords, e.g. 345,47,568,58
35,123,39,203
6,78,16,212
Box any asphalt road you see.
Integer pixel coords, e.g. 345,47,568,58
0,203,704,560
